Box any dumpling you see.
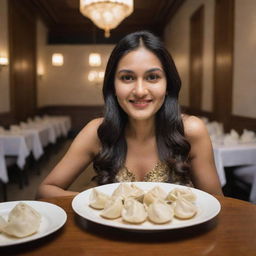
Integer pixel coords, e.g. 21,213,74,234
173,196,197,219
121,198,147,224
89,188,110,209
111,183,133,199
143,186,167,206
166,188,196,203
127,184,144,202
147,200,174,224
0,202,41,238
100,197,123,219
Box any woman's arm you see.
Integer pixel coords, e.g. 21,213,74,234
183,115,223,195
36,118,103,199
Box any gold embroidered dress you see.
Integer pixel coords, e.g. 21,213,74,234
115,162,193,186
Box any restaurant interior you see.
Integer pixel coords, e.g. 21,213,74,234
1,1,256,254
0,0,256,204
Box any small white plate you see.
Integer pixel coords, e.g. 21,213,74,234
72,182,221,231
0,201,67,246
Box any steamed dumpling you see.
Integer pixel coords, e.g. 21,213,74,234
147,200,174,224
112,183,133,199
166,188,196,203
127,184,144,202
173,196,197,219
100,197,123,219
89,188,110,209
143,186,167,206
0,202,41,238
121,198,147,224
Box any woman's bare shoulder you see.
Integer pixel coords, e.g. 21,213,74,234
71,117,103,155
182,115,207,141
80,117,103,133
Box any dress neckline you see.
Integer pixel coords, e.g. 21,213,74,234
123,162,166,182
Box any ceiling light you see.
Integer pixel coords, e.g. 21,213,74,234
80,0,134,38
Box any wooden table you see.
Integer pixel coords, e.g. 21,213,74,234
1,195,256,256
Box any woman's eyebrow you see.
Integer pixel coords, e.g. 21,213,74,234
117,69,133,74
145,68,164,73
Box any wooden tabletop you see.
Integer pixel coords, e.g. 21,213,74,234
1,195,256,256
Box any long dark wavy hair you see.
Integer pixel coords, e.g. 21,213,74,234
93,31,191,185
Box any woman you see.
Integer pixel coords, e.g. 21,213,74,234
37,31,223,199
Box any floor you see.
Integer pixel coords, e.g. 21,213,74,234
1,138,251,203
1,138,96,202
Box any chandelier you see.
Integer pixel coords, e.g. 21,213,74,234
80,0,134,38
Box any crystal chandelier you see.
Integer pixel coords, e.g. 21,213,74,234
80,0,134,38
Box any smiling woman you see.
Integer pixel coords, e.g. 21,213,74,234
114,47,167,121
36,31,223,199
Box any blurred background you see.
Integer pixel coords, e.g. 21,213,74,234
0,0,255,203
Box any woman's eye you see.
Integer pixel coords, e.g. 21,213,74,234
120,75,134,82
146,74,160,81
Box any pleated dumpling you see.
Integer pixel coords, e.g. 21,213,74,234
100,197,123,219
166,188,196,203
147,200,174,224
173,196,197,219
0,202,41,238
89,188,110,210
127,184,144,202
143,186,167,206
121,198,147,224
111,183,133,199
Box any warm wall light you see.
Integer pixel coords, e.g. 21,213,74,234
0,56,8,69
89,53,101,67
80,0,134,37
52,53,64,66
37,66,45,80
88,70,105,83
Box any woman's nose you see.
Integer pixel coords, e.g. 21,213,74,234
133,79,148,97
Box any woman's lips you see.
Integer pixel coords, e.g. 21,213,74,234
129,99,153,108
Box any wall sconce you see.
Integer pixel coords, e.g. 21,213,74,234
52,53,64,66
37,65,45,80
88,70,105,84
89,53,101,67
0,56,8,70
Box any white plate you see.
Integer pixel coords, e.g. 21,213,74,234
0,201,67,246
72,182,221,231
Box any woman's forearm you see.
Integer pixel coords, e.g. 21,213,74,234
36,184,79,199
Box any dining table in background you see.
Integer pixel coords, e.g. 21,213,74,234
0,134,30,172
1,195,256,256
213,142,256,186
0,141,8,183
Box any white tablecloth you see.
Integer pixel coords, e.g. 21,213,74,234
213,143,256,186
0,141,8,183
0,134,30,169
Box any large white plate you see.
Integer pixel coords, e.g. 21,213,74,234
72,182,221,231
0,201,67,246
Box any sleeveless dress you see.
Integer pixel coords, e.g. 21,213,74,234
115,162,193,187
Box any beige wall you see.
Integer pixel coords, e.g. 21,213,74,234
164,0,214,111
38,45,114,106
0,0,10,113
164,0,256,119
37,20,114,107
233,0,256,118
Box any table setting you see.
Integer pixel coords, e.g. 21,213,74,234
1,181,256,255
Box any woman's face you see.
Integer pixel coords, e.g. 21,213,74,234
114,47,167,122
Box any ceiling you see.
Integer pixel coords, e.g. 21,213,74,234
29,0,185,44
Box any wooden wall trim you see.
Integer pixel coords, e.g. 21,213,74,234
37,105,104,135
182,106,256,133
213,0,235,131
189,5,204,110
0,112,15,128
